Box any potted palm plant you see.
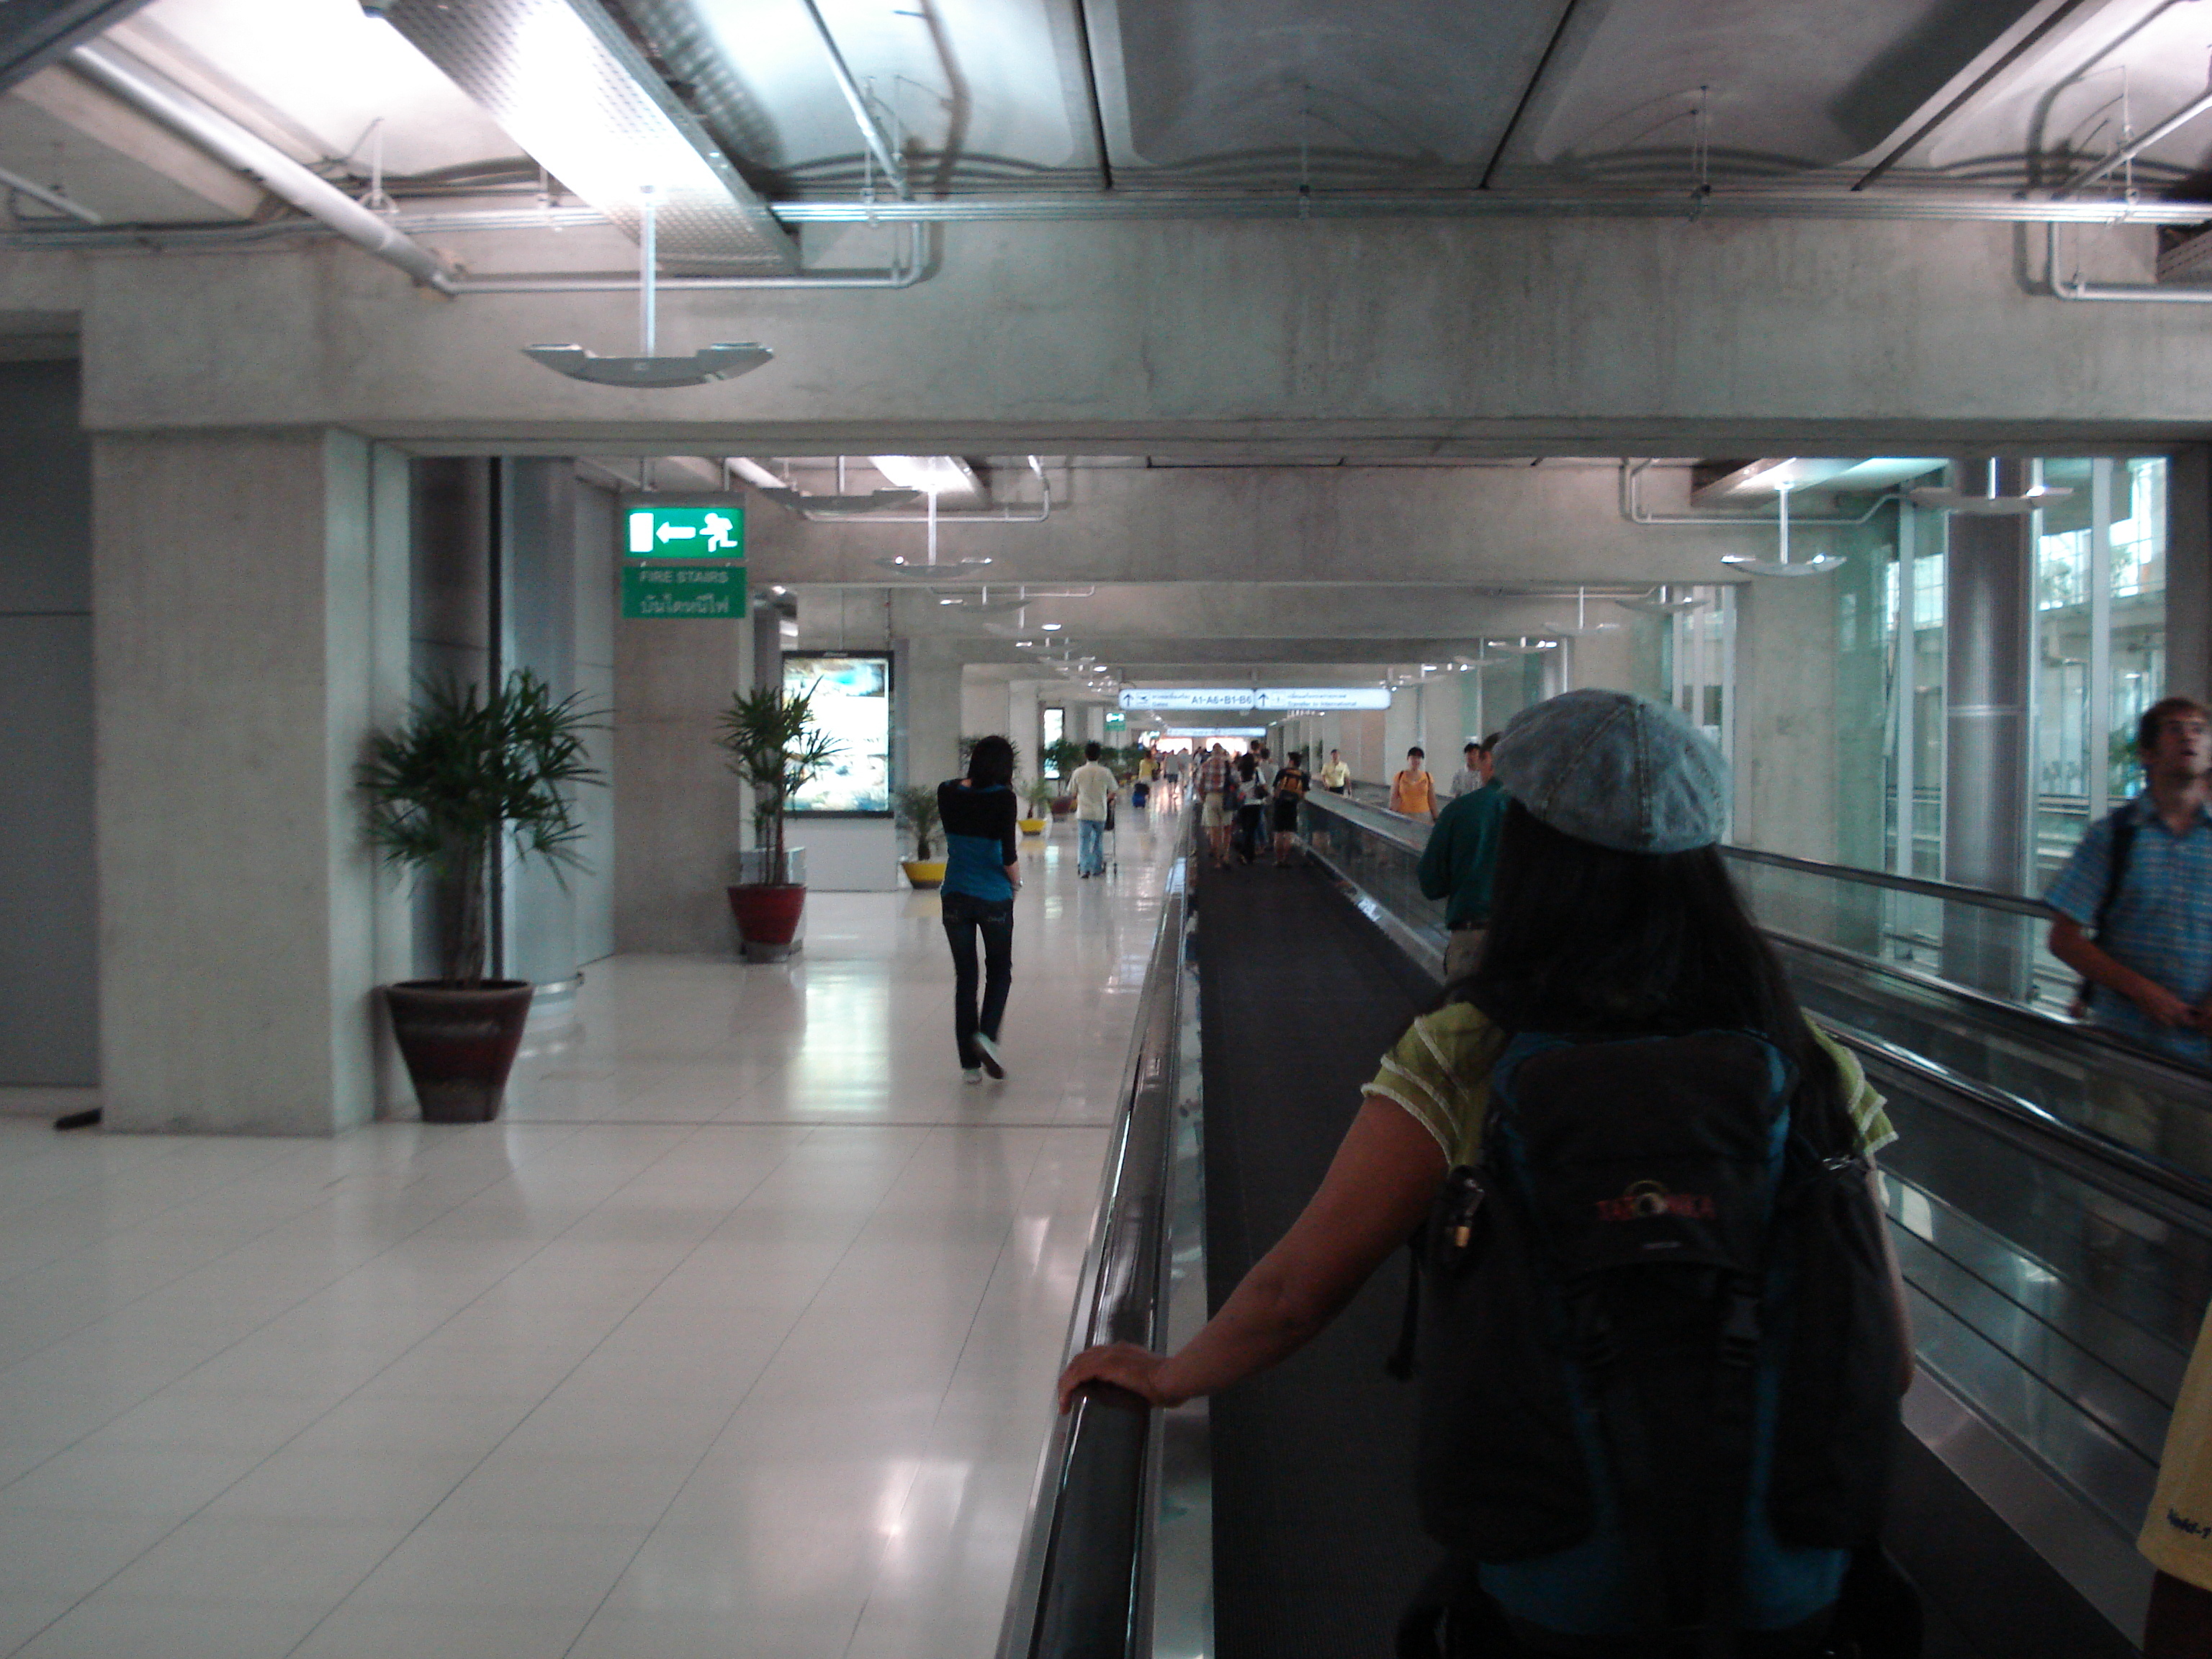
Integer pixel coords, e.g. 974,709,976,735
1020,776,1055,835
717,683,840,959
360,670,603,1123
894,785,945,889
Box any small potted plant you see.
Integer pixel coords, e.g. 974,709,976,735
894,784,945,889
1020,776,1055,834
360,670,603,1123
717,683,840,959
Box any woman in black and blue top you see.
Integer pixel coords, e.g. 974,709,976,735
937,735,1022,1083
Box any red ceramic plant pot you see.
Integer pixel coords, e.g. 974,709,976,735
383,980,535,1124
729,883,806,947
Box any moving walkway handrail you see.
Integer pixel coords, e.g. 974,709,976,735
1719,842,2056,919
997,857,1188,1659
1305,787,1430,853
1827,1016,2212,1233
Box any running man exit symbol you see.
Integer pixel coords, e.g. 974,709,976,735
624,504,745,559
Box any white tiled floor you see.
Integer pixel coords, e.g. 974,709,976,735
0,815,1177,1658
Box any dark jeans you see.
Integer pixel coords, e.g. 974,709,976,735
941,889,1014,1068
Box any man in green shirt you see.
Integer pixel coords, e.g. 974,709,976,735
1419,732,1507,981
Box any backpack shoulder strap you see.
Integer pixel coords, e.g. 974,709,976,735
2093,806,2140,943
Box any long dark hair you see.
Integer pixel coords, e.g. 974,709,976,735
1459,802,1847,1141
968,734,1015,789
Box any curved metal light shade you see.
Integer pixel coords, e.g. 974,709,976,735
523,341,773,387
873,554,994,575
1907,486,2072,516
1720,553,1846,576
1617,584,1711,615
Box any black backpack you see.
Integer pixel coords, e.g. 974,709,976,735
1405,1028,1904,1655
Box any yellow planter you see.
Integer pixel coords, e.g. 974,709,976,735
1017,817,1048,835
901,860,947,889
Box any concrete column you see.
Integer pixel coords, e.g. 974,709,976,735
612,578,751,954
94,431,410,1134
901,647,961,789
1942,459,2036,995
1943,460,2036,894
2168,446,2211,706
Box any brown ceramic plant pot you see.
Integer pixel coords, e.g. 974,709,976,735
383,980,536,1124
729,882,806,946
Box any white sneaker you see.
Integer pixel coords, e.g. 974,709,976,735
961,1068,982,1085
974,1033,1007,1080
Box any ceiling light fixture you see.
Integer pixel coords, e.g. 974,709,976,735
1617,585,1709,615
1720,484,1844,577
526,186,773,387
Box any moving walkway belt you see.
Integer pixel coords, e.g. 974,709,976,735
1196,858,2153,1658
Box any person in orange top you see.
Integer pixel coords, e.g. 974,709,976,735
1389,747,1437,822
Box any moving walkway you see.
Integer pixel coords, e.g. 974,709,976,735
999,792,2211,1658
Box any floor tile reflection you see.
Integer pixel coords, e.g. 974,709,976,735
0,811,1179,1658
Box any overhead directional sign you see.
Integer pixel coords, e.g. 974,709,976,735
623,563,745,619
624,502,745,559
1118,686,1393,712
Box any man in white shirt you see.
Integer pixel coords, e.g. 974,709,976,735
1069,742,1118,878
1447,738,1487,799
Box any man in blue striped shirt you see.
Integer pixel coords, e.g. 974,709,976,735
2047,696,2212,1068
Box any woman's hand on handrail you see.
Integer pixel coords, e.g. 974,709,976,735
1055,1096,1444,1414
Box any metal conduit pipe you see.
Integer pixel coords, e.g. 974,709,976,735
795,0,909,199
447,222,926,292
0,163,100,225
1618,459,1900,526
2045,219,2212,303
2059,89,2212,197
67,41,458,293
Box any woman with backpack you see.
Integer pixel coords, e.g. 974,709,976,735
1059,690,1915,1657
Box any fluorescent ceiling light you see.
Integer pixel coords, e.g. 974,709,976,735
871,455,979,495
384,0,794,271
1041,622,1062,630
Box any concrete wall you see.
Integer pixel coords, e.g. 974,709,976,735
94,431,410,1134
0,359,96,1089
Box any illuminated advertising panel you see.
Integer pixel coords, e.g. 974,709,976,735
784,652,891,814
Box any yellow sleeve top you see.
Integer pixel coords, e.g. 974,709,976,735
1364,1001,1898,1171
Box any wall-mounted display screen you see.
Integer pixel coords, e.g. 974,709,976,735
785,653,892,814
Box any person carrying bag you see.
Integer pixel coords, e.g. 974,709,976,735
1059,691,1917,1658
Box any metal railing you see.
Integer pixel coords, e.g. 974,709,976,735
997,851,1190,1659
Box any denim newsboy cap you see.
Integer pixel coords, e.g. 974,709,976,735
1490,688,1730,854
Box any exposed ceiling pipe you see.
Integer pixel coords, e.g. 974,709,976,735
795,0,909,199
0,162,99,224
2045,218,2212,302
2058,86,2212,197
67,40,457,292
1618,459,1899,527
447,222,925,292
